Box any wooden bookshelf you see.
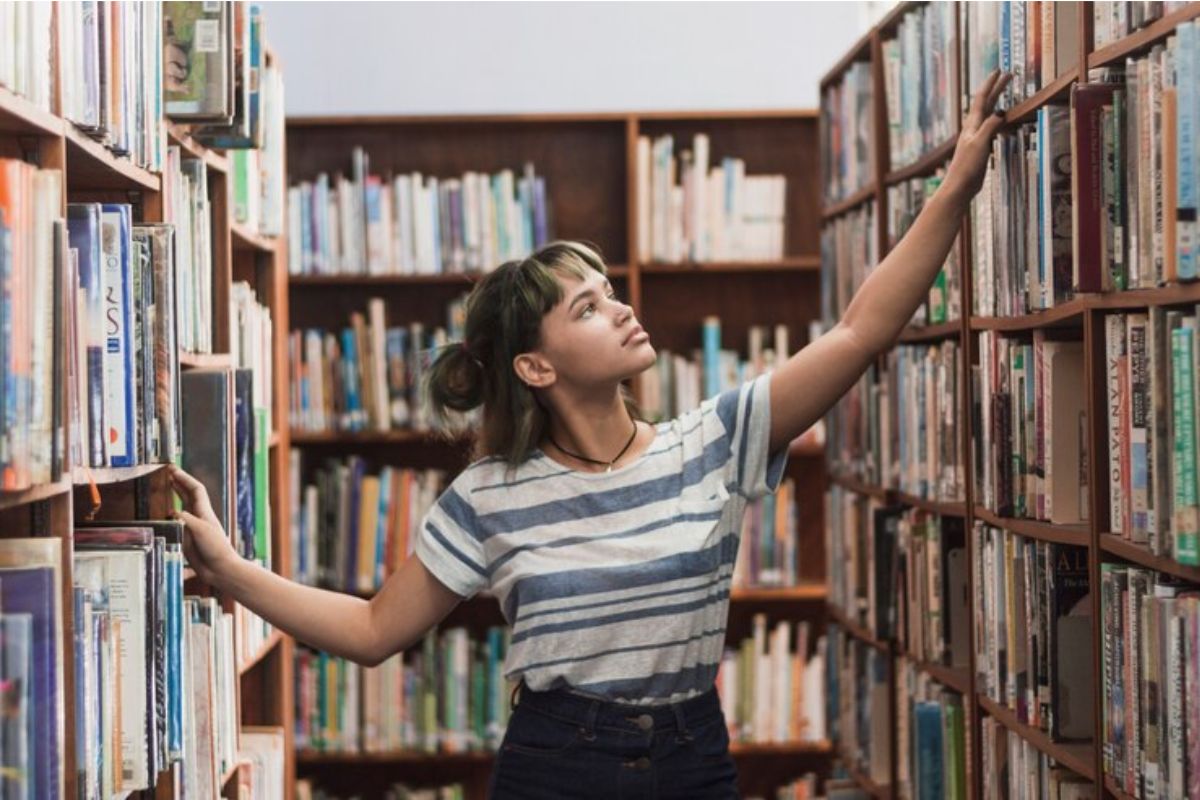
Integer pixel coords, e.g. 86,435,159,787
883,136,956,186
819,3,1200,798
827,603,891,654
838,748,893,800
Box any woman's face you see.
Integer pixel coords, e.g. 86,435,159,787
533,269,657,388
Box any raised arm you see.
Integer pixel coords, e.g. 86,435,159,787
170,465,462,666
768,70,1012,454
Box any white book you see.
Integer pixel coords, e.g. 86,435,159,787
636,136,651,262
691,134,709,262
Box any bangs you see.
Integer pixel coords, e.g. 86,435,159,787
521,241,608,315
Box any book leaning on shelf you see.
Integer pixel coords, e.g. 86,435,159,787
288,148,552,276
635,132,786,263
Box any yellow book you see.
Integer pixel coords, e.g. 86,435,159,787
357,475,381,593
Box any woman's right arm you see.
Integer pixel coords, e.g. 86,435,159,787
169,465,463,667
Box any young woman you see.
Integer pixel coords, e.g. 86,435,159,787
170,71,1011,799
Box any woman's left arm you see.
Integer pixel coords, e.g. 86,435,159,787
768,70,1012,454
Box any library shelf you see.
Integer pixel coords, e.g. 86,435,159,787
231,221,279,254
1098,533,1200,584
908,656,971,695
297,749,495,765
898,320,962,343
892,491,968,518
972,507,1090,547
640,257,820,275
730,584,827,603
0,480,71,511
238,629,284,677
289,429,473,447
0,85,63,137
976,694,1095,781
884,136,956,187
73,462,168,486
166,122,229,173
838,749,893,800
829,472,890,502
819,27,874,89
1104,776,1137,800
1088,3,1200,69
178,351,233,369
289,266,632,286
1002,67,1080,127
969,297,1088,332
1089,281,1200,311
821,184,877,222
730,741,834,756
63,123,161,192
827,603,891,654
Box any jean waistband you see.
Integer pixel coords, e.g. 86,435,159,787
511,681,723,734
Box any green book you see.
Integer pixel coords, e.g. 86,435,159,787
254,407,270,569
1172,321,1199,563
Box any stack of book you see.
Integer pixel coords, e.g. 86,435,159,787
635,133,787,263
887,171,961,327
821,61,874,205
973,523,1094,742
288,296,470,434
288,150,552,276
882,3,957,169
717,615,826,746
294,627,513,755
896,662,967,800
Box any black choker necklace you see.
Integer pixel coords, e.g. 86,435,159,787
549,421,639,473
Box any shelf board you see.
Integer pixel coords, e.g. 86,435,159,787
970,297,1088,332
822,184,877,221
1104,776,1137,800
73,463,167,486
640,257,820,274
0,85,63,137
838,748,893,800
819,28,874,89
730,584,827,603
178,351,232,369
1089,281,1200,310
1099,534,1200,584
289,429,472,447
63,124,160,191
238,629,284,676
884,137,956,187
828,472,890,501
893,491,967,518
901,652,971,695
972,506,1090,547
1003,66,1078,127
898,320,962,343
0,480,71,511
288,265,628,286
166,122,229,173
827,603,891,653
231,222,279,254
729,740,833,756
977,694,1095,780
1089,4,1200,69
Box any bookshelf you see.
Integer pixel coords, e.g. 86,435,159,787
284,109,830,798
820,3,1200,800
0,8,293,797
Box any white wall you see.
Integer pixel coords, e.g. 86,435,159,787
267,1,872,117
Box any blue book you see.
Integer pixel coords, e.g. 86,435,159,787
375,466,391,588
340,328,362,431
491,175,509,259
234,369,256,560
532,177,548,247
702,317,721,400
1178,21,1197,280
915,702,945,800
100,204,135,467
67,204,107,467
0,612,33,800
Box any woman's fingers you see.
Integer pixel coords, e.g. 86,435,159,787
966,69,1002,131
984,72,1014,118
169,465,214,514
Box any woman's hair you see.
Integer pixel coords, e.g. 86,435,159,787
427,240,641,466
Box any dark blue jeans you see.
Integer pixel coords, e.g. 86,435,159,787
487,682,739,799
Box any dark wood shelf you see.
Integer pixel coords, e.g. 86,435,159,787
827,603,891,653
1089,3,1200,69
73,463,168,486
730,740,833,756
730,584,827,603
64,123,160,191
231,222,279,254
819,29,874,89
884,137,956,187
640,257,820,274
972,506,1090,547
0,480,71,511
822,184,877,221
898,320,962,343
977,694,1095,781
828,471,890,501
911,657,971,695
1090,281,1200,311
1099,534,1200,584
167,122,229,173
1003,67,1079,127
0,85,63,137
238,629,284,676
893,491,967,518
969,297,1088,332
1104,776,1138,800
838,748,893,800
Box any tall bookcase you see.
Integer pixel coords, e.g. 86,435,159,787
284,110,830,799
819,3,1200,800
0,32,294,800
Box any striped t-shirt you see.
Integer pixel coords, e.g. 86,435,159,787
415,373,787,705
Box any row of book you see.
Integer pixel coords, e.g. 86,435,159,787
290,456,444,593
1100,563,1200,799
294,628,513,755
635,133,788,263
227,49,288,237
0,3,53,112
882,3,956,171
819,202,877,331
820,62,873,205
824,624,892,788
895,662,967,800
974,330,1089,524
825,487,887,638
1093,1,1190,48
717,616,826,745
287,150,552,276
886,171,962,327
973,523,1094,742
297,783,465,800
288,297,469,434
980,718,1096,800
895,511,970,670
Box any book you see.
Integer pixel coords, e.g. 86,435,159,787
164,1,234,121
180,367,235,535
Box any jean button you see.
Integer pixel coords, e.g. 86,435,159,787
636,714,654,731
634,756,651,770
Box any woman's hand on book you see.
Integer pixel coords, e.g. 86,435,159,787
169,465,237,584
945,69,1012,206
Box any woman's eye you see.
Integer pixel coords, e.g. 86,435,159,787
581,303,596,317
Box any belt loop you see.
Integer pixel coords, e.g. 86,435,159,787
509,680,522,712
581,699,600,741
671,699,692,742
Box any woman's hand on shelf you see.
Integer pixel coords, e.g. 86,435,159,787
169,464,238,585
944,69,1012,206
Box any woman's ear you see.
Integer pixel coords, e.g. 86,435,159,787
513,352,556,389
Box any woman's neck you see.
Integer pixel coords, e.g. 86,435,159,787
542,388,643,470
